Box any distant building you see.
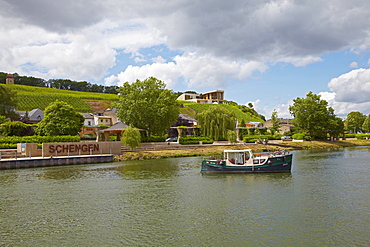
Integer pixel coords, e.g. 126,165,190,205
15,108,44,124
177,90,224,104
263,118,294,134
6,74,14,84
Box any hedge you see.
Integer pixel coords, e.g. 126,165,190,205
355,134,370,139
141,136,166,142
0,135,81,144
243,134,282,143
179,136,213,145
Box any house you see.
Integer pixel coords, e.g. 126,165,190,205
15,108,44,123
168,114,199,137
263,118,294,134
177,90,224,104
80,113,94,126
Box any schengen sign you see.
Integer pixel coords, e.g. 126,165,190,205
42,142,122,156
49,143,100,154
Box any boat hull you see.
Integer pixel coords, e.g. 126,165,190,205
201,154,293,173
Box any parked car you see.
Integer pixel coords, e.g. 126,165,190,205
165,137,177,142
281,136,292,141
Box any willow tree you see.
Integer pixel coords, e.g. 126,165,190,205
197,105,236,141
122,126,141,151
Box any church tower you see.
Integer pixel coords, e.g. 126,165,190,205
6,74,14,84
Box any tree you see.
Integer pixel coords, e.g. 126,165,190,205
122,126,141,151
289,92,337,139
197,105,236,141
362,114,370,133
227,130,237,143
346,111,366,133
0,85,18,119
117,77,179,136
270,110,280,135
37,100,84,136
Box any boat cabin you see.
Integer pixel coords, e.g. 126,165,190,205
224,149,254,166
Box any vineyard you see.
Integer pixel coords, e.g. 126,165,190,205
3,84,118,112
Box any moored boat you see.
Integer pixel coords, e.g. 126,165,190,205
201,149,293,173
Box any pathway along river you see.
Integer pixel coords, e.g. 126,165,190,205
1,147,370,246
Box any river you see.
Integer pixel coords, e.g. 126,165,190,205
1,147,370,246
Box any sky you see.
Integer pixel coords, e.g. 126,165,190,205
2,0,370,119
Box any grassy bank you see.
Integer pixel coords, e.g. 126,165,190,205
114,139,370,161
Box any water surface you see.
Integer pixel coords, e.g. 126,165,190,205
1,148,370,246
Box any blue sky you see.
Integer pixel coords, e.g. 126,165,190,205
2,0,370,119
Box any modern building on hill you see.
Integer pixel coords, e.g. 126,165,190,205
6,74,14,84
263,118,294,135
177,90,224,104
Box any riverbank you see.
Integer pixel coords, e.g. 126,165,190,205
114,139,370,161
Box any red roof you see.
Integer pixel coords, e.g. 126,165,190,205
6,74,14,78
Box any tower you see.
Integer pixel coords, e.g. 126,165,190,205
6,74,14,84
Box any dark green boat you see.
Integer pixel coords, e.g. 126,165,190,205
201,149,293,173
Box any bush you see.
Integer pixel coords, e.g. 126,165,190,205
141,136,166,142
243,134,281,143
0,143,17,149
292,133,311,140
345,134,356,138
179,136,213,145
355,134,370,139
0,135,80,144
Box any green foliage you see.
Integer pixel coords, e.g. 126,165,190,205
122,126,141,150
179,136,214,145
37,100,84,136
0,115,8,124
289,92,338,139
0,85,18,118
243,134,281,143
1,121,30,136
346,111,366,133
362,115,370,133
227,130,237,143
117,77,179,136
270,110,280,135
197,105,236,141
141,136,166,142
0,143,17,149
186,103,263,122
292,133,311,140
355,134,370,139
345,134,356,138
2,84,118,111
0,135,80,144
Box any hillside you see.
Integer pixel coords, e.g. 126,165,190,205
180,102,264,122
3,84,264,122
3,84,118,112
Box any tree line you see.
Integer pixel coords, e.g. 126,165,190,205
0,72,119,94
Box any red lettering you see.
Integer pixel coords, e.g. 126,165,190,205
56,145,62,153
82,144,88,152
94,144,99,152
70,145,75,153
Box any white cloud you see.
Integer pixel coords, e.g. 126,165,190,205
328,68,370,104
112,52,268,89
350,62,359,68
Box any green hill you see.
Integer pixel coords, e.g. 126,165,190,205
179,101,264,122
3,84,118,112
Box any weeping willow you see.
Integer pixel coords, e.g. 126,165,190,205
197,105,236,141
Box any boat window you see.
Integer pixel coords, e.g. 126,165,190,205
260,159,265,163
253,159,259,164
227,152,245,165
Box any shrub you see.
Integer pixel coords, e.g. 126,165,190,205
243,134,281,143
292,133,311,140
355,134,370,139
179,136,213,145
345,134,356,138
0,135,80,144
141,136,166,142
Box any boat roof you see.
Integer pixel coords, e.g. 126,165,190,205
224,149,252,153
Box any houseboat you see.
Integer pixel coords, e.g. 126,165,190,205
201,149,293,173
